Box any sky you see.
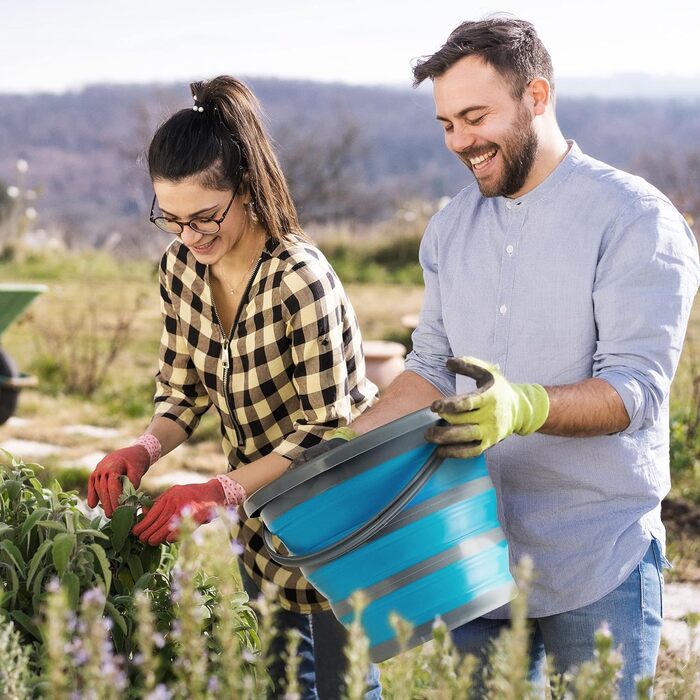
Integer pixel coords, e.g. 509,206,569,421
1,0,699,94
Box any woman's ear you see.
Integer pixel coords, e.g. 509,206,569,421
239,171,252,204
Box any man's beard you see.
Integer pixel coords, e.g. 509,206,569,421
462,106,538,198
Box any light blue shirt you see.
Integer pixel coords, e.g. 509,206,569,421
405,142,699,617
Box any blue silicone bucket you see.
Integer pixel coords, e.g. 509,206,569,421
244,408,516,662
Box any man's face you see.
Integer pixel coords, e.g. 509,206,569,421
434,56,538,198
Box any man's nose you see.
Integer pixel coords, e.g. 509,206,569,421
447,125,477,154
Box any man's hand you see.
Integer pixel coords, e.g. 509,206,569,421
290,427,358,468
131,479,226,546
87,445,151,517
425,356,549,458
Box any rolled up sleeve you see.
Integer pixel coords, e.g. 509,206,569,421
404,218,456,397
592,196,700,433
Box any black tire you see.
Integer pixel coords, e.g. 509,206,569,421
0,349,20,426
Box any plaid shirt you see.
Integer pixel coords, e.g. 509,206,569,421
154,235,377,612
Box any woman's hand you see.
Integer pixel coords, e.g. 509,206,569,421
131,479,226,546
87,445,151,517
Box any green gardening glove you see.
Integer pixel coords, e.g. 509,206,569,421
425,357,549,458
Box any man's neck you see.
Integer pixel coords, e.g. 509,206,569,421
509,131,570,199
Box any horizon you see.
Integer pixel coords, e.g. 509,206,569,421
1,72,699,100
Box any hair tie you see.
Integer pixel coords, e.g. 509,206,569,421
192,96,204,113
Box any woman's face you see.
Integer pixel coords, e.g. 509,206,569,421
152,176,250,264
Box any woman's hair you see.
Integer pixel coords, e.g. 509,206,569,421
148,76,304,241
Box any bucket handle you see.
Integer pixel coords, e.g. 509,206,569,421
261,449,444,568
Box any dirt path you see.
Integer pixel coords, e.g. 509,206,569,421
2,415,699,657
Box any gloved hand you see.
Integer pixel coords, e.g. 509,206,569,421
290,427,358,468
131,479,226,546
87,445,151,517
425,356,549,458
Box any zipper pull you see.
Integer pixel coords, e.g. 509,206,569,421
221,338,230,370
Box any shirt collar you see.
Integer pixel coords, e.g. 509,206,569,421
496,140,580,209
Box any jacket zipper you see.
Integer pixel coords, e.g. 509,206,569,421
209,255,265,448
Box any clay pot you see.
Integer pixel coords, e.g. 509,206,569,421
362,340,406,390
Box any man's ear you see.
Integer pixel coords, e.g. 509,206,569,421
527,77,552,116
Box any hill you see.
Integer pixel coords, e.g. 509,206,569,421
0,78,698,249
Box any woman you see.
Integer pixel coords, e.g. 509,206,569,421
87,76,381,699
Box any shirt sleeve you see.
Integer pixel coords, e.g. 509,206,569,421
152,254,212,435
592,195,700,433
404,216,456,397
271,262,355,460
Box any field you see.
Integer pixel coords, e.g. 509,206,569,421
1,246,699,697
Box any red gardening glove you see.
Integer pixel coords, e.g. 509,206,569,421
131,479,226,546
87,445,151,517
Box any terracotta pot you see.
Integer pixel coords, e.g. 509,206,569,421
362,340,406,390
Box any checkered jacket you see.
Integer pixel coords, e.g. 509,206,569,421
154,235,378,612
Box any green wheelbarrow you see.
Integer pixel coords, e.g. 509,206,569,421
0,284,47,425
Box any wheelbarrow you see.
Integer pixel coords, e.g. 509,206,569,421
0,284,47,425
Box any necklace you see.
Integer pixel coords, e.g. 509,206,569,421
223,242,262,296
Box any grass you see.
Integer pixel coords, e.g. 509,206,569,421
0,247,698,696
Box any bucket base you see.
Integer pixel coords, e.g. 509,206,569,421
367,581,517,663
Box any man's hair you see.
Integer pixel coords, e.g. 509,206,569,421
412,17,554,99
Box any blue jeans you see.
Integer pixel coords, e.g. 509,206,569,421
450,539,667,699
240,567,382,699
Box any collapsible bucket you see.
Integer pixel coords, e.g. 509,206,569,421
244,408,517,662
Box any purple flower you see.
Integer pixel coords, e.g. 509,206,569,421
229,540,244,556
145,684,172,700
81,587,106,606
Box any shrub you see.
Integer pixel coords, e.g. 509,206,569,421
0,453,258,695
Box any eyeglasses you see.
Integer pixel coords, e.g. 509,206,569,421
149,171,243,236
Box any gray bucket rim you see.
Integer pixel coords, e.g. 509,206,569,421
243,406,441,518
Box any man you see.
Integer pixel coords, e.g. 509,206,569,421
322,16,698,698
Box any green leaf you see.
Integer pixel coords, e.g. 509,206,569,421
120,477,137,498
0,540,26,571
117,566,135,593
32,564,53,606
52,533,76,578
110,505,136,554
133,572,155,590
0,523,13,537
88,543,112,593
19,508,50,542
104,599,127,636
4,480,21,501
127,553,144,582
139,543,162,573
27,539,53,588
0,562,19,608
37,520,67,532
61,572,81,610
11,610,41,641
76,528,109,541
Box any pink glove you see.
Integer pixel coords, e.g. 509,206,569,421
131,479,228,546
87,445,151,517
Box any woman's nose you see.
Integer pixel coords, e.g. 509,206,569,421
180,225,204,246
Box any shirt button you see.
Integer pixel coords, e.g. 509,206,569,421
506,244,514,255
505,201,512,209
499,304,507,314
